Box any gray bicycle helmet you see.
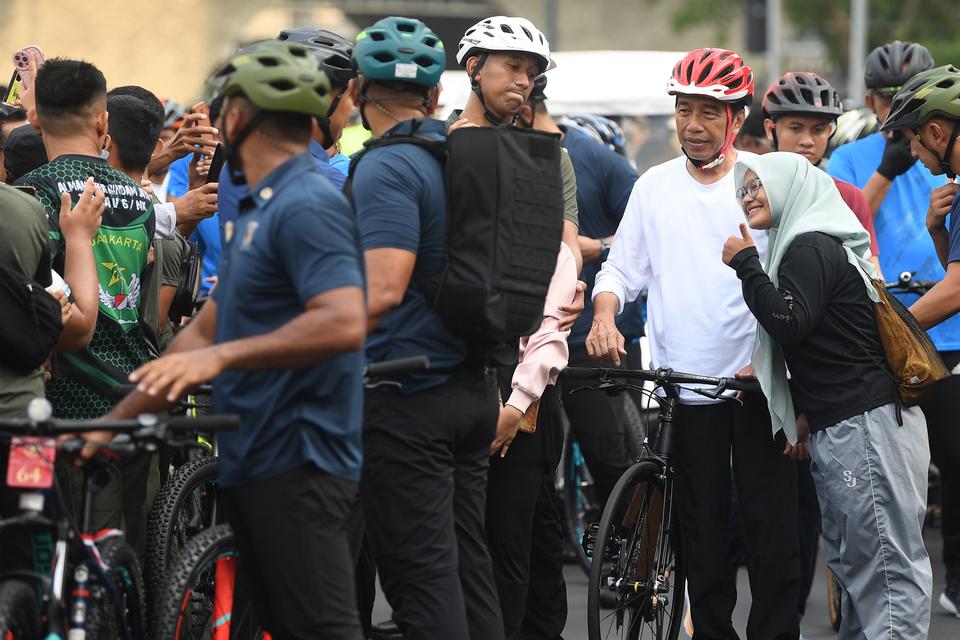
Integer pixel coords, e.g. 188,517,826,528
763,72,843,120
276,27,354,88
864,41,934,90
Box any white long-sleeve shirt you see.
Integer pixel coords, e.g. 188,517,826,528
593,154,767,404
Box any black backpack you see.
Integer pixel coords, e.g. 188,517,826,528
0,263,63,373
348,120,565,365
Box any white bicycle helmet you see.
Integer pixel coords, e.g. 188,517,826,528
457,16,554,73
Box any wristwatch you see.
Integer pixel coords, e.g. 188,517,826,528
599,237,612,254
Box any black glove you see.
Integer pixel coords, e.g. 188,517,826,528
876,130,916,180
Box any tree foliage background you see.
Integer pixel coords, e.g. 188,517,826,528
648,0,960,76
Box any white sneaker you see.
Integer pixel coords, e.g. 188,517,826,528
940,588,960,618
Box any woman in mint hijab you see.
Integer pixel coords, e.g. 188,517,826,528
722,151,932,639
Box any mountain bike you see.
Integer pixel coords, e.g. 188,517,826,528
562,366,759,640
145,387,220,629
0,400,237,640
154,356,430,640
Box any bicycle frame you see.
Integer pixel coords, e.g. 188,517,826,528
0,457,137,640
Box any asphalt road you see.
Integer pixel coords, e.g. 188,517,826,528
372,529,960,638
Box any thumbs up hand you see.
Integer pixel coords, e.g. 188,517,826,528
722,223,757,266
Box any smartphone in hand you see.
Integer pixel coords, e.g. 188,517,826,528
206,144,225,184
12,45,45,90
4,70,19,105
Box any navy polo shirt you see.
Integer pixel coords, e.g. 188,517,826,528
560,127,644,344
947,187,960,265
217,140,346,244
212,153,365,487
351,118,466,392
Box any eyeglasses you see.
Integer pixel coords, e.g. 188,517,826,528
737,177,763,200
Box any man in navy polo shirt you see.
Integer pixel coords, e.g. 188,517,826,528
348,17,503,640
103,41,366,639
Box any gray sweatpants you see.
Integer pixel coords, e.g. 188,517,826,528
808,403,932,640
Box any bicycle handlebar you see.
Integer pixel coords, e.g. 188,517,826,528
0,403,239,437
884,271,939,294
561,366,762,394
365,356,431,379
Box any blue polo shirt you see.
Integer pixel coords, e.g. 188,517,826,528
560,127,643,345
217,140,346,243
212,153,365,487
351,118,466,392
829,132,960,351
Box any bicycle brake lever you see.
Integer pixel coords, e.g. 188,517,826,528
692,386,743,407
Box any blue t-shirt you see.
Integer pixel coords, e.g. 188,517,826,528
330,151,350,176
190,214,221,296
212,153,365,487
351,118,466,392
947,188,960,264
560,127,643,344
829,132,960,351
166,155,191,198
165,156,222,294
217,140,346,242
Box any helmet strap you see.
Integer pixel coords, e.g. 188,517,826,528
222,108,267,186
937,120,960,179
685,103,735,171
469,52,519,127
316,88,346,149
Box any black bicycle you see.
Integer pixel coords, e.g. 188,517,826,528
144,387,220,630
0,400,237,640
154,356,430,640
562,366,759,640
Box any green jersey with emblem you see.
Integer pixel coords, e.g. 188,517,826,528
16,155,156,418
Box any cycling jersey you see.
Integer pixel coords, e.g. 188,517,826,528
351,118,466,392
593,153,767,404
17,155,155,418
212,153,365,487
559,125,643,344
828,132,960,350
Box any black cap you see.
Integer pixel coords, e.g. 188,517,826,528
4,124,47,183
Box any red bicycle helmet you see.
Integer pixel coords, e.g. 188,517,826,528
668,48,754,170
667,48,754,104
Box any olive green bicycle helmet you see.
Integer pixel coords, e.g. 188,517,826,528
882,65,960,178
209,40,332,116
881,65,960,132
352,17,445,87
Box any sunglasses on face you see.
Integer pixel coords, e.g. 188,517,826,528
737,177,763,201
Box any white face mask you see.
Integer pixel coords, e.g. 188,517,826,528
99,148,110,161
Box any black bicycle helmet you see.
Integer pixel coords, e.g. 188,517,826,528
276,27,354,88
763,72,843,120
864,41,934,90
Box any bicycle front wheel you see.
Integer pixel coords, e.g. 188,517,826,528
155,524,264,640
587,460,685,640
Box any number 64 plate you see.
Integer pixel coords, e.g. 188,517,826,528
6,437,55,489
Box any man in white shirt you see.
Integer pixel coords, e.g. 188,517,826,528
588,48,800,639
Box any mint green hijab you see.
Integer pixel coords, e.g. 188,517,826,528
734,152,879,443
